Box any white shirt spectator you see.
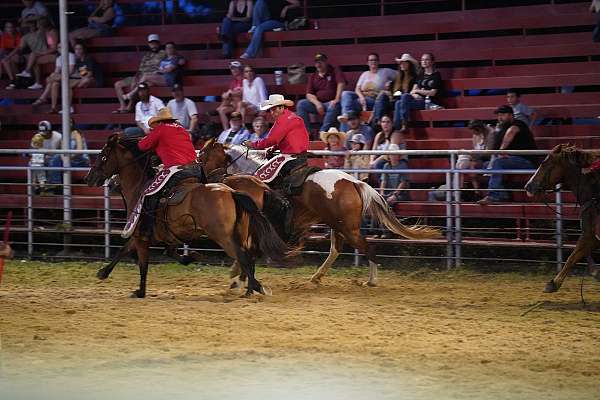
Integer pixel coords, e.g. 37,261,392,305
167,98,198,130
135,96,165,130
21,1,48,21
356,68,397,97
242,76,268,108
217,127,251,145
42,131,62,149
55,52,76,70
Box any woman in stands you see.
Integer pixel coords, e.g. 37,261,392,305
337,53,397,130
15,16,58,90
372,53,419,127
220,0,253,59
68,0,116,49
0,21,21,81
238,64,267,125
393,52,443,130
31,42,75,113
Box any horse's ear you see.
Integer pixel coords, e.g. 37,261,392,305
551,144,564,154
108,133,120,144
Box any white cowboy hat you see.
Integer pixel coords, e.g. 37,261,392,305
394,53,420,71
259,94,294,111
319,127,347,144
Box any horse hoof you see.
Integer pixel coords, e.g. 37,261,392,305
180,255,194,266
309,276,322,285
260,285,273,296
130,289,145,298
96,268,110,280
543,281,558,293
363,281,378,287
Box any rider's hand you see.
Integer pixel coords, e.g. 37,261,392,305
242,140,252,148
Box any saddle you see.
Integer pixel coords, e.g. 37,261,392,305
255,153,321,196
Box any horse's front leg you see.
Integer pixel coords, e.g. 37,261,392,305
545,235,596,293
132,238,150,298
97,239,134,280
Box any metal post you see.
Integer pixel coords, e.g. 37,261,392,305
26,168,33,256
354,171,360,267
104,184,110,260
555,184,563,271
445,170,453,270
59,0,72,253
452,154,462,268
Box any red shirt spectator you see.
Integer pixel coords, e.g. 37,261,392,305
138,122,197,168
1,31,21,51
307,63,347,103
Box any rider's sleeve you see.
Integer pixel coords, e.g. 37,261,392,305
250,118,286,150
138,126,161,151
589,159,600,172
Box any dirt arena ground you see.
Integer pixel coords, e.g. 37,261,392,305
0,260,598,400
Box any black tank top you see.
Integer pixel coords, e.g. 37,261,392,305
232,0,248,18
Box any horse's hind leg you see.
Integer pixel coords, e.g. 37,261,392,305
97,239,134,280
132,238,150,298
310,230,344,284
229,260,248,290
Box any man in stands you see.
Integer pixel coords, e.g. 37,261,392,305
20,1,49,25
296,53,347,134
35,120,62,193
217,111,250,145
113,34,165,113
124,82,164,137
343,111,375,150
167,83,198,135
478,105,537,205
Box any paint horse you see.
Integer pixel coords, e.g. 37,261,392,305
198,141,441,286
85,135,289,297
525,144,600,292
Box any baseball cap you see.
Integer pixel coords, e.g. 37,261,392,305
230,111,242,120
346,110,360,120
147,34,160,42
494,105,514,114
171,83,183,91
38,120,52,132
137,82,149,90
314,53,328,62
349,133,367,144
229,60,242,69
467,119,486,130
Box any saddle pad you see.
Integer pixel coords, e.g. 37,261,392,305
122,165,181,238
254,154,296,183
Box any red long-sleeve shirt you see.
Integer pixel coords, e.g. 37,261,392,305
249,109,309,154
138,123,197,168
589,159,600,172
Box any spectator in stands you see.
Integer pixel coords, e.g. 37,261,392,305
344,133,370,181
343,110,375,150
248,115,268,140
592,0,600,42
297,53,347,133
373,53,419,127
320,127,346,169
47,119,90,188
456,119,494,198
68,0,116,49
124,82,164,137
29,132,48,195
393,52,443,131
370,115,402,171
216,111,251,144
506,89,536,128
216,60,244,129
338,53,397,131
239,64,267,124
240,0,300,59
20,0,49,25
2,19,37,88
0,21,21,80
15,16,58,90
220,0,253,59
113,34,165,113
31,42,75,113
35,120,62,191
167,83,198,134
478,105,537,205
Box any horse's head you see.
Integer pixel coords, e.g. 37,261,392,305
525,144,591,197
197,138,230,173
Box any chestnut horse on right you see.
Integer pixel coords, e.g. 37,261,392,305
525,144,600,292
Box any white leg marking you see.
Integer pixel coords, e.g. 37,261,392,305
311,232,340,282
367,260,379,286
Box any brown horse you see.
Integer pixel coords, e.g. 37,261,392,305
85,134,289,297
525,144,600,292
198,140,442,286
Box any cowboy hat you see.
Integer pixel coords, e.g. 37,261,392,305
394,53,419,70
259,94,294,111
319,127,347,144
148,108,177,128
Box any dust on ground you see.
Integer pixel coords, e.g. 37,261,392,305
0,260,599,400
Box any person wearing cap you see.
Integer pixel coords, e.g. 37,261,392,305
68,0,116,49
220,0,253,59
29,132,48,194
343,110,375,150
242,94,309,155
167,84,198,134
478,105,537,205
123,82,165,137
46,119,90,187
217,111,251,145
344,133,370,181
372,53,419,126
113,33,165,113
337,53,397,131
296,53,347,133
216,60,244,130
33,120,61,189
240,0,300,59
320,127,346,169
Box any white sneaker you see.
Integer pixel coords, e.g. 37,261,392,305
27,83,43,90
16,70,31,78
5,83,15,90
248,26,256,34
272,27,283,32
337,114,349,123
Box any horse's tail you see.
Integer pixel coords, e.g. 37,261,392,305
355,181,442,240
232,191,291,262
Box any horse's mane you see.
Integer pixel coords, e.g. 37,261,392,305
556,144,595,168
116,135,157,179
224,144,265,174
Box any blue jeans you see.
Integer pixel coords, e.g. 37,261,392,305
47,154,90,184
251,0,271,27
243,19,284,58
393,93,425,130
373,93,391,124
487,155,534,200
594,11,600,43
339,91,375,131
220,18,251,58
296,99,341,132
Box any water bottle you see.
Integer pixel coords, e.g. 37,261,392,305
424,96,431,110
